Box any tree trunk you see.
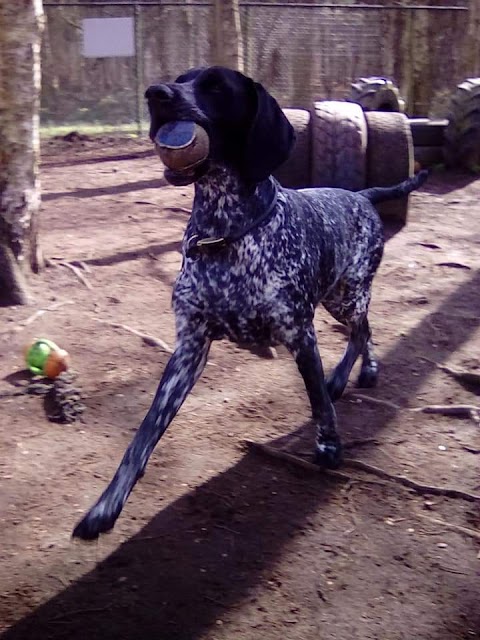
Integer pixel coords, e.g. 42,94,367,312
0,0,44,305
214,0,244,72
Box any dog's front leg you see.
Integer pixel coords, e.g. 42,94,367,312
72,328,211,540
288,325,342,468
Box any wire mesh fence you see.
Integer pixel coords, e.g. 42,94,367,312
41,1,472,135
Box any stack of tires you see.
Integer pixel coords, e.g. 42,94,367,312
273,75,480,226
274,95,414,224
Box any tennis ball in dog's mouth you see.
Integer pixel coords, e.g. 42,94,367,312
154,121,209,172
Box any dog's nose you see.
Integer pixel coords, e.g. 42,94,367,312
145,84,175,101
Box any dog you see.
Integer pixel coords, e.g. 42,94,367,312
73,66,427,540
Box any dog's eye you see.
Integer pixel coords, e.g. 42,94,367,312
202,75,224,94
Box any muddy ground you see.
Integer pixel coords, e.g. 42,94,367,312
0,135,479,640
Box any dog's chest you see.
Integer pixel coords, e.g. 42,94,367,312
173,241,313,344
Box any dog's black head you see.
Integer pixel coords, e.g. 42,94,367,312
145,66,295,186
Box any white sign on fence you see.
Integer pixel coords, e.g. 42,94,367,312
82,17,135,58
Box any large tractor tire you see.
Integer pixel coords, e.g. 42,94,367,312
365,112,414,224
311,101,367,191
273,108,311,189
348,77,406,113
444,78,480,172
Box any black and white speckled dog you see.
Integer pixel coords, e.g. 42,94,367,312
73,66,427,540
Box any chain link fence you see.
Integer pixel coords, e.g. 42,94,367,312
41,1,472,134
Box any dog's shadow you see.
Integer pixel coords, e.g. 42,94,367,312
2,428,337,640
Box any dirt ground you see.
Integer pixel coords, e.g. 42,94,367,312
1,135,479,640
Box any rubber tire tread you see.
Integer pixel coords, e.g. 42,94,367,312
365,112,414,223
311,101,367,191
444,78,480,170
348,77,405,113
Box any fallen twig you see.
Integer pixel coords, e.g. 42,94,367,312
0,300,74,337
165,206,192,215
91,317,218,366
243,440,480,503
213,523,240,535
23,299,74,325
439,365,480,390
243,439,390,487
348,393,401,411
416,513,480,541
203,594,228,607
412,403,480,424
93,318,173,353
77,260,92,274
422,358,480,390
436,261,471,270
348,394,480,423
462,445,480,454
49,606,111,622
57,261,93,290
344,458,480,502
411,404,479,417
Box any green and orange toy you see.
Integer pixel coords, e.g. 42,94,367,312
24,338,70,379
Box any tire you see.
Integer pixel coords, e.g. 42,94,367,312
311,101,367,191
348,77,406,113
409,118,447,147
444,78,480,171
273,109,311,189
365,112,414,224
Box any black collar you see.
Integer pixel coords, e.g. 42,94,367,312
186,179,279,257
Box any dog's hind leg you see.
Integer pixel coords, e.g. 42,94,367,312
323,279,379,402
325,314,376,401
285,324,342,468
72,328,211,540
357,333,379,389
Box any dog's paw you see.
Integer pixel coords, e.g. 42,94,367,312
72,499,123,541
357,362,378,389
314,439,343,469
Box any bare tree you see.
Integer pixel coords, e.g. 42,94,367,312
0,0,44,304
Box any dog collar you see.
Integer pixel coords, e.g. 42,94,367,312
186,179,279,257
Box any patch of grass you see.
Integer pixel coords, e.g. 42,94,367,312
40,121,150,138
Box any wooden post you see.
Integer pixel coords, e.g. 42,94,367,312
213,0,244,72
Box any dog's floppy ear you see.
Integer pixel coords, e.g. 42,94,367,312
242,81,295,184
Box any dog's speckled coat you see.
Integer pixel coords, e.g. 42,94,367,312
73,66,427,540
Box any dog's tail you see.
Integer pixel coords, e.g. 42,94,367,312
359,169,429,205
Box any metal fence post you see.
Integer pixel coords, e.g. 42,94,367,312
134,2,143,136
